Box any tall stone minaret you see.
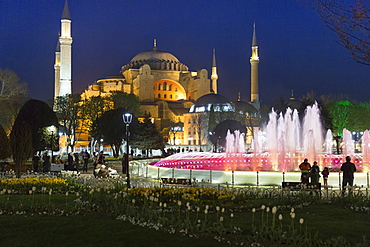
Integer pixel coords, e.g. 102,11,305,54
55,0,72,98
54,41,60,99
250,23,260,110
210,49,218,93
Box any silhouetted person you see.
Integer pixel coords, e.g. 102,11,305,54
341,156,356,195
82,150,90,173
42,152,51,173
32,153,40,172
299,158,311,183
310,161,320,183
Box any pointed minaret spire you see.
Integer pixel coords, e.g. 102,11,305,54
238,92,241,101
250,23,260,110
62,0,71,20
290,90,295,100
153,39,157,50
252,22,257,47
211,49,218,93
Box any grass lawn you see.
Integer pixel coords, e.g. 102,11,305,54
1,181,370,246
0,215,231,247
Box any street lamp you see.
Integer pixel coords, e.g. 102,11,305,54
50,125,55,163
123,113,133,188
100,138,104,152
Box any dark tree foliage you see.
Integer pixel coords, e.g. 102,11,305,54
0,68,29,132
54,94,81,151
15,99,59,152
91,108,130,158
131,113,164,155
109,91,141,114
10,120,32,178
0,124,11,160
210,120,246,149
308,0,370,65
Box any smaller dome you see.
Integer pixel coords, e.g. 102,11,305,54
233,100,257,113
189,93,234,113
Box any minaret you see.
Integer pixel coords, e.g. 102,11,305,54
54,41,61,99
250,23,260,110
210,49,218,93
56,0,72,98
153,39,157,50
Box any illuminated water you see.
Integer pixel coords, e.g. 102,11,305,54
153,102,370,172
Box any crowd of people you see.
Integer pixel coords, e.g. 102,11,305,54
299,156,356,192
31,149,357,191
31,150,119,178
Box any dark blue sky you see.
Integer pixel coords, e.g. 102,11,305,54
0,0,368,105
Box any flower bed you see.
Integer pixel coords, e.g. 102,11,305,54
0,176,369,246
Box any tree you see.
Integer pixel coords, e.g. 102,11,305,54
309,0,370,65
91,108,126,158
15,99,59,152
326,100,370,153
80,96,110,134
10,120,33,178
0,69,29,132
347,104,370,131
211,120,246,149
131,113,164,156
109,91,141,114
0,123,11,160
191,113,209,150
54,94,81,152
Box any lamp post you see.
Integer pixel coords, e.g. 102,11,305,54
123,113,133,188
100,138,104,152
50,125,55,163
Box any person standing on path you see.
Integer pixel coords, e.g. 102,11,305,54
82,150,90,173
32,153,40,172
310,161,320,183
321,167,330,189
299,158,311,183
340,156,356,195
42,152,51,173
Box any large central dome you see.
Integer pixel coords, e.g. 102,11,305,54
131,49,180,62
121,47,189,72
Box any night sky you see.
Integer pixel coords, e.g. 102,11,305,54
0,0,368,105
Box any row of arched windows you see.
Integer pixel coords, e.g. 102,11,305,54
158,94,179,99
158,82,177,91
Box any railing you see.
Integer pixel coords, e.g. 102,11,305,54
129,160,370,188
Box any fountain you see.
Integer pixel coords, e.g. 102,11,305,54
152,102,369,173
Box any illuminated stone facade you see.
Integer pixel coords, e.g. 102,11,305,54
81,43,215,131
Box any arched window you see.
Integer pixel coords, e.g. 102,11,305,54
158,84,161,90
164,94,167,98
163,82,167,90
175,95,178,99
158,94,161,98
175,87,178,92
170,94,173,99
169,84,172,91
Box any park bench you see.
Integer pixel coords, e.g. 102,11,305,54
282,182,321,190
161,178,191,186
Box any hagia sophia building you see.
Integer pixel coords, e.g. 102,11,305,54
54,1,260,152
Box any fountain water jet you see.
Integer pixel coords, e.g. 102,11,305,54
153,102,368,172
